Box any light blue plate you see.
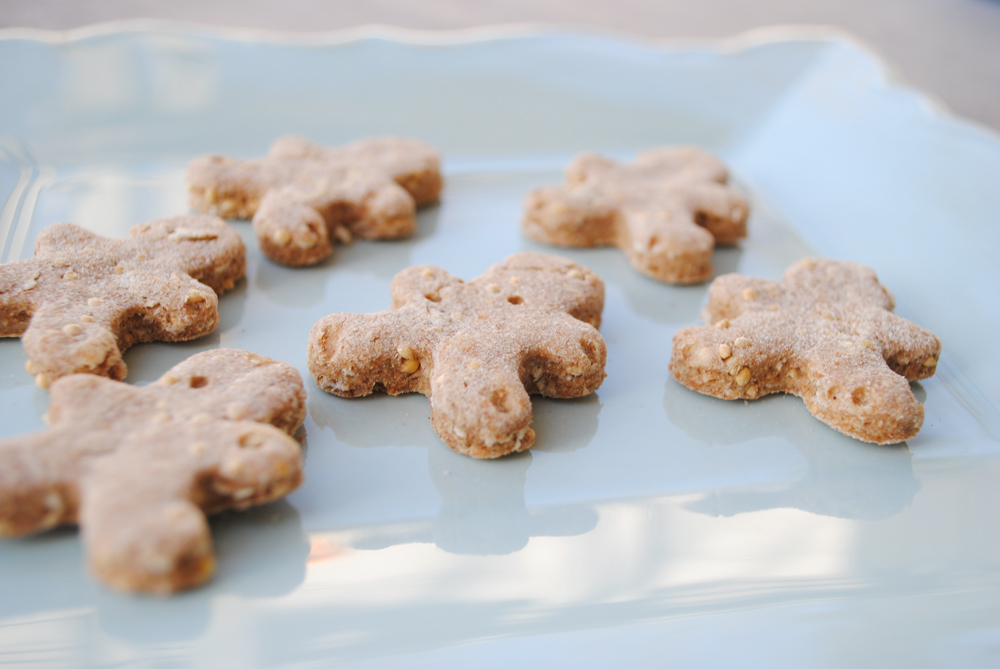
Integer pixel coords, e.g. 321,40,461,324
2,22,1000,668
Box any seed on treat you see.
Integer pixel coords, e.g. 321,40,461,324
22,279,37,290
160,373,179,386
735,367,751,386
271,228,292,246
734,337,751,348
88,298,102,307
114,265,124,275
168,227,217,242
508,276,520,285
742,288,756,301
466,359,481,370
746,384,759,399
714,319,730,329
35,374,51,389
222,456,244,477
401,359,420,374
44,492,62,512
62,324,83,336
569,269,584,280
52,259,69,268
295,235,317,250
487,283,500,293
239,433,265,448
226,403,251,420
397,345,416,359
422,269,435,279
453,426,467,439
80,315,94,323
25,360,37,374
718,344,732,360
333,227,352,245
924,357,937,367
187,291,205,303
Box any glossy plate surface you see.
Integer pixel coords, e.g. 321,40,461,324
2,23,999,667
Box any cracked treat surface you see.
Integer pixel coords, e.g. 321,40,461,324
0,349,306,594
308,252,607,458
523,146,748,284
0,215,245,387
670,258,941,444
188,135,442,266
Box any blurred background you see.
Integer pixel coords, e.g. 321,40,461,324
2,0,999,132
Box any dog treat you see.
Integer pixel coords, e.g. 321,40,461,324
308,252,607,458
669,258,941,444
523,147,748,284
0,349,306,594
188,136,443,266
0,215,245,388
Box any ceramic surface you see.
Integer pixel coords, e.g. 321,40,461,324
1,24,999,668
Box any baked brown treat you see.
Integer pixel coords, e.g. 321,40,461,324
0,215,245,388
670,258,941,444
188,136,443,266
523,146,748,284
308,252,607,458
0,349,306,594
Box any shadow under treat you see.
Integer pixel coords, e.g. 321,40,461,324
663,378,922,521
0,338,31,391
308,388,601,556
0,501,310,644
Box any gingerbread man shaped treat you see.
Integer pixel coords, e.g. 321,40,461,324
0,215,245,388
670,258,941,444
0,349,306,594
523,147,748,284
188,136,443,266
308,252,607,458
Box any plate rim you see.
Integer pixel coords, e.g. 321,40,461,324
1,19,997,142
